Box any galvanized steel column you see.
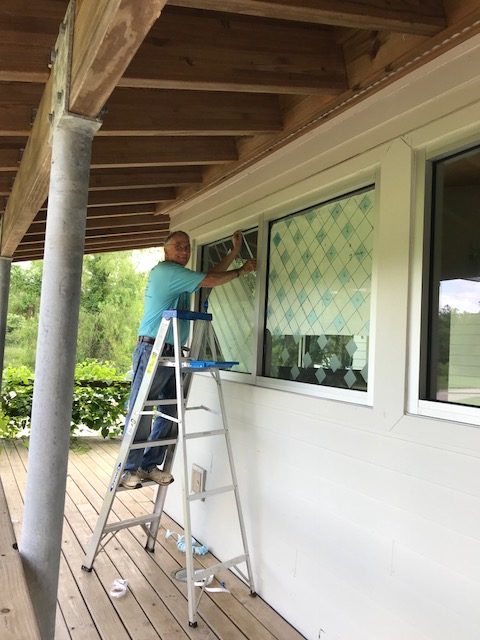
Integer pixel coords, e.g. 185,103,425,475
20,113,99,640
0,256,12,388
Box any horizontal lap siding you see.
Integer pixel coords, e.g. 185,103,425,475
168,378,480,640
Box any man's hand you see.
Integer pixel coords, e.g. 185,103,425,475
239,259,256,274
232,230,243,253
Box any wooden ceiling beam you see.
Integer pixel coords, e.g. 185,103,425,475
14,236,165,260
167,1,446,35
101,88,283,135
23,223,170,245
87,187,176,206
91,137,238,168
45,187,176,208
0,175,15,195
29,213,170,232
0,146,24,172
1,0,170,257
88,167,203,189
122,8,346,94
32,203,160,223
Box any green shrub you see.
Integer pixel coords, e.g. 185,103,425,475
0,360,131,440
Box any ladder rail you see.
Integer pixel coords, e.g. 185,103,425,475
83,320,170,569
144,319,206,552
83,309,256,627
172,316,198,624
207,321,256,595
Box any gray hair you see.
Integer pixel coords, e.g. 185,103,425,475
164,230,190,246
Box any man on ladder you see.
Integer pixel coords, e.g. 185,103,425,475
120,229,256,489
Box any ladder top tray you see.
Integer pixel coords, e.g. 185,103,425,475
163,309,212,321
160,358,238,370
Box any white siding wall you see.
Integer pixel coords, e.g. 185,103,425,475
164,34,480,640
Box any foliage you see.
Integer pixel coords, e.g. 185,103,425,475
0,361,131,440
5,251,147,371
77,253,146,370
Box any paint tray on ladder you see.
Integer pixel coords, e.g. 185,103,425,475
187,359,238,369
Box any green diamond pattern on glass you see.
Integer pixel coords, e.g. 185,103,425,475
342,222,354,239
351,291,364,308
344,369,357,388
359,195,371,212
339,268,350,285
289,269,298,285
326,245,337,262
334,315,345,331
302,249,311,264
317,335,328,349
354,243,367,262
291,365,300,380
346,338,357,357
265,187,373,390
330,354,341,372
330,203,342,219
304,352,313,367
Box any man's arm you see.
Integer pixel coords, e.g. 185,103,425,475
200,258,256,288
209,230,243,273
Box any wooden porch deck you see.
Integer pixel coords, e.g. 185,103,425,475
0,438,305,640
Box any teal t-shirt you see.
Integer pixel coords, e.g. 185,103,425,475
138,261,205,345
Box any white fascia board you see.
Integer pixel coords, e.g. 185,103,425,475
172,33,480,233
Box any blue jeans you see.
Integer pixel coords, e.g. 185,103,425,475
124,342,177,471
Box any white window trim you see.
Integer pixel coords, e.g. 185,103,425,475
194,171,378,408
407,137,480,427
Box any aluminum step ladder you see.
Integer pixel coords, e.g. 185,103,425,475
82,309,256,626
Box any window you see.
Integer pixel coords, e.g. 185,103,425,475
263,187,374,390
199,229,258,373
421,145,480,408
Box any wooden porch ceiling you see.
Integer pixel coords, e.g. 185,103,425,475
1,0,480,262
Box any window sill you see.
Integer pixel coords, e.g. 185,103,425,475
416,400,480,427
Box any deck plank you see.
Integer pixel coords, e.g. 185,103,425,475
0,439,305,640
92,440,305,640
0,441,71,640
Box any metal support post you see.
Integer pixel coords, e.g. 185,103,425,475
20,112,100,639
19,111,100,640
0,256,12,388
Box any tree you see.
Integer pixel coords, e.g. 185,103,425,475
77,252,146,370
5,251,147,372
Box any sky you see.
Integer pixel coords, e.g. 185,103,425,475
440,279,480,313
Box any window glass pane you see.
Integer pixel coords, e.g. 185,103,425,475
200,229,258,373
424,146,480,407
263,188,374,390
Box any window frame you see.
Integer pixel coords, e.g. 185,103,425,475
194,176,378,407
409,140,480,427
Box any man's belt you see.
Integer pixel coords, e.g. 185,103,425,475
137,336,175,356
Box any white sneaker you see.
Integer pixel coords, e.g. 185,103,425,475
120,470,143,489
138,467,174,486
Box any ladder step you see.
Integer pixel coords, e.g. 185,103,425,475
129,437,177,450
189,554,248,582
188,484,234,502
158,359,238,370
143,399,177,407
104,513,160,534
185,429,226,440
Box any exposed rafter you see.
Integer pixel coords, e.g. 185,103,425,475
1,0,170,256
2,0,480,260
167,0,446,35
